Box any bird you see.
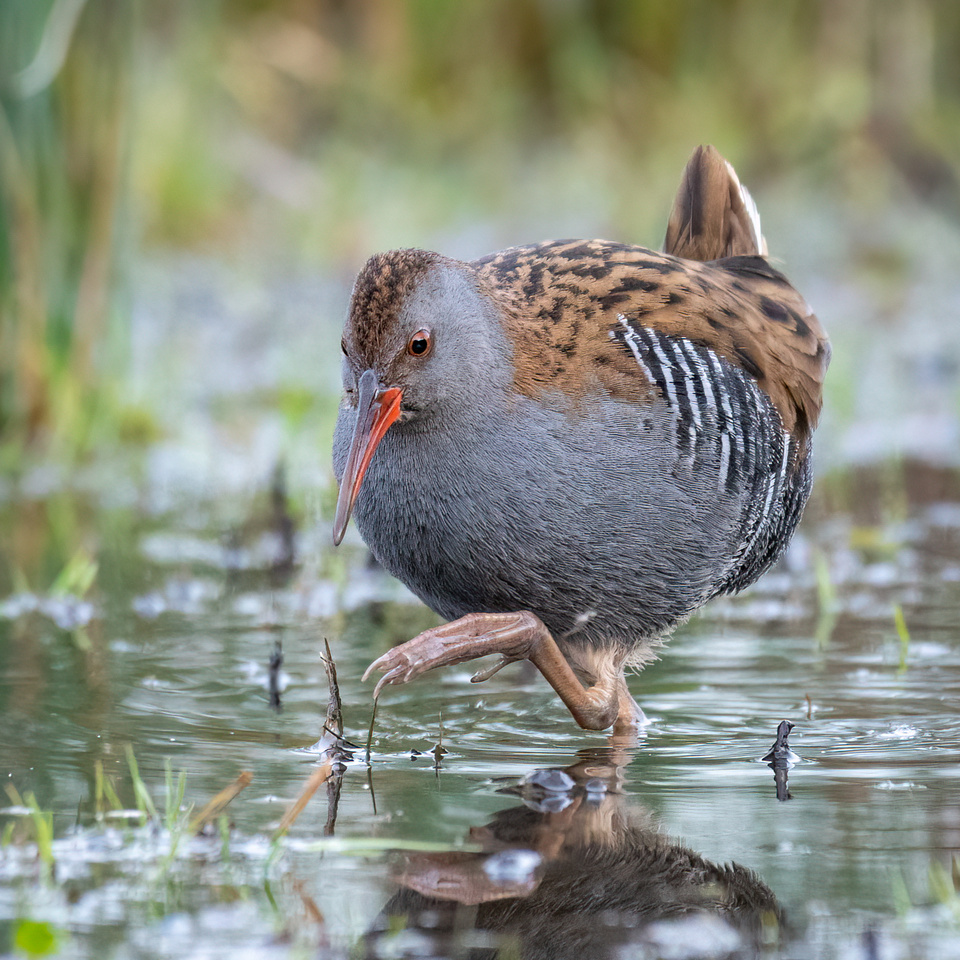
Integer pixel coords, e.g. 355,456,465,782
332,145,830,733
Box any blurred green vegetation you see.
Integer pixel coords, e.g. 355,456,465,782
2,0,960,457
0,0,132,458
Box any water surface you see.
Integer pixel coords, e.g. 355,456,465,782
2,453,959,958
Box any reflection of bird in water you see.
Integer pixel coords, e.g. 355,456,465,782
362,748,780,959
333,145,830,733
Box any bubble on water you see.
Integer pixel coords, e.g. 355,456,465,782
140,531,224,566
132,592,166,618
643,913,742,957
523,769,575,792
584,777,607,800
0,593,39,619
482,848,541,886
132,576,218,617
0,592,96,628
925,503,960,528
41,596,96,630
878,724,919,740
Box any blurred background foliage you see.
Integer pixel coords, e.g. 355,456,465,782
1,0,959,459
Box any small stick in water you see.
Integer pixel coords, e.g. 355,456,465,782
321,638,342,739
318,639,356,764
365,698,378,764
269,640,284,712
431,713,448,773
763,720,797,802
190,770,253,834
274,760,334,838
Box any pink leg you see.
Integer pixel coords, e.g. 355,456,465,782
362,610,643,732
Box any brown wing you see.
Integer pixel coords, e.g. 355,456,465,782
473,239,830,450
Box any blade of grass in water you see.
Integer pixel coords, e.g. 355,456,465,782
125,745,157,821
164,758,189,831
292,836,484,856
893,604,911,673
189,770,253,835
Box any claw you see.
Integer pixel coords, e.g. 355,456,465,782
362,654,391,683
372,671,394,699
470,655,514,683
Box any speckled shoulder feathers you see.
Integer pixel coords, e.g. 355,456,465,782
472,239,830,449
467,145,829,452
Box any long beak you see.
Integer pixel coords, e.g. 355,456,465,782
333,369,403,545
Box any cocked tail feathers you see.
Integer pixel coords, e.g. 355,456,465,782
664,144,767,261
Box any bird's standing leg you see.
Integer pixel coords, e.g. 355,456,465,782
362,611,644,732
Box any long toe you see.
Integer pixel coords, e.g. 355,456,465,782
360,611,549,698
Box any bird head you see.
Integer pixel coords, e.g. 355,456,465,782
332,248,507,544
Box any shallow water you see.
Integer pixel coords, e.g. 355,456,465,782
2,453,960,958
3,198,960,957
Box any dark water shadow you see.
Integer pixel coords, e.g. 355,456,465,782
363,746,781,959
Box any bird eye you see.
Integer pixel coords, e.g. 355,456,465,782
407,329,432,357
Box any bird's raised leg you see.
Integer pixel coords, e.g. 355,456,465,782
362,610,643,732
